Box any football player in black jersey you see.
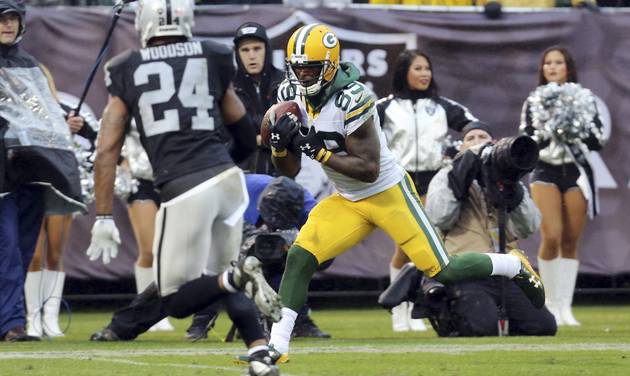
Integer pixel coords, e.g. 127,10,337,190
85,1,281,375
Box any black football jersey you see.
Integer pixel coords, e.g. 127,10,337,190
104,40,235,187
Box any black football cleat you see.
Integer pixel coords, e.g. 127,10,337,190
292,314,331,339
185,312,218,342
90,327,121,342
510,249,545,309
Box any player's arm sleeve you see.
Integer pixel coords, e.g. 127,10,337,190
345,88,377,135
439,97,478,132
506,183,541,240
226,113,256,163
425,166,461,232
223,84,256,163
103,53,129,99
217,49,236,96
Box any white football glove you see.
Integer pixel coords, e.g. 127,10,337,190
86,217,121,264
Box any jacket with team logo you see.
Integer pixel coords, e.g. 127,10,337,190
377,94,477,173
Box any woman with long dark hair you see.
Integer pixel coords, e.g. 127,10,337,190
378,49,478,332
520,46,606,326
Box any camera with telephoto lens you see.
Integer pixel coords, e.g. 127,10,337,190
479,136,539,210
480,135,539,182
248,229,298,269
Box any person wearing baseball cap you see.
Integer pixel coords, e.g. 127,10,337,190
232,22,285,176
379,122,556,337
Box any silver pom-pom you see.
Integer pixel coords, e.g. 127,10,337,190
72,139,96,204
125,121,153,181
114,166,139,201
528,82,598,144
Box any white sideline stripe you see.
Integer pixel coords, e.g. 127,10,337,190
2,343,630,360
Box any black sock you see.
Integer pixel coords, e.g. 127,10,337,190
224,292,266,346
227,270,239,290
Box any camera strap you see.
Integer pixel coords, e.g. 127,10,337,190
497,206,509,337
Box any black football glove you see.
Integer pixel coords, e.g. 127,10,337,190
292,126,330,162
447,150,481,201
270,112,300,151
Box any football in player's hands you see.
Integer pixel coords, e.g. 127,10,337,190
260,101,303,147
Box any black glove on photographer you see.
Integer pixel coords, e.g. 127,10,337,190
448,150,481,201
270,112,300,151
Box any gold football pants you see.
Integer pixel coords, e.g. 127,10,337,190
294,174,450,277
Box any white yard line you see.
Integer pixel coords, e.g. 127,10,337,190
1,342,629,360
91,357,240,373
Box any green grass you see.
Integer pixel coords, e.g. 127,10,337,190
1,305,630,375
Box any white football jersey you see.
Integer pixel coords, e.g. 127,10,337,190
278,79,404,201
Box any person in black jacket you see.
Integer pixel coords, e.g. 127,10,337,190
232,22,285,176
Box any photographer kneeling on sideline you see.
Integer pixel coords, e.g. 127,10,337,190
380,122,557,337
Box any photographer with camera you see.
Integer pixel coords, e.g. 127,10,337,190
187,174,331,340
90,174,330,342
381,123,556,337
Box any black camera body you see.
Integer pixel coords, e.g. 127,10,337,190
251,233,289,266
243,228,298,276
479,136,539,210
480,136,539,182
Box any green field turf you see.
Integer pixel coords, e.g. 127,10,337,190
1,305,629,375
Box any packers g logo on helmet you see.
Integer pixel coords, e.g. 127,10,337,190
322,32,337,49
286,24,340,96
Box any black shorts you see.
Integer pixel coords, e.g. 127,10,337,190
530,161,580,193
408,170,438,196
127,179,160,206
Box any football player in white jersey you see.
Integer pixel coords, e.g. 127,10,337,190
267,24,546,361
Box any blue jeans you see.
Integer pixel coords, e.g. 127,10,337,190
0,185,45,337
